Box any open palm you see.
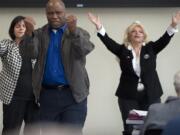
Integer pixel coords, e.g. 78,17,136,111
88,12,102,30
172,11,180,27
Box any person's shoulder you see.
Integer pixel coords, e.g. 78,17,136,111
0,39,15,50
70,27,90,38
144,41,154,47
76,27,89,34
33,24,48,37
0,39,13,44
148,103,164,112
35,24,48,32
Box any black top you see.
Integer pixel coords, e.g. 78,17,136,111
97,31,173,103
13,42,34,100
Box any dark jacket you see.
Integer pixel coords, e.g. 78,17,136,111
32,24,94,103
97,32,173,103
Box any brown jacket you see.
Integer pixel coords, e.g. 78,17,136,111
32,24,94,103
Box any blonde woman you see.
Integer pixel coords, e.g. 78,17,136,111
88,11,180,135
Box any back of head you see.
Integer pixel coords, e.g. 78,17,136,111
174,71,180,95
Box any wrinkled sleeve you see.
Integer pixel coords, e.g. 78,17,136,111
67,27,95,58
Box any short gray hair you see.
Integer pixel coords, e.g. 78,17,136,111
174,71,180,93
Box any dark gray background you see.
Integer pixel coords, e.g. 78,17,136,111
0,0,179,7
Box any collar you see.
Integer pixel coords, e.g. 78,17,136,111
49,24,67,33
165,96,180,103
127,42,146,51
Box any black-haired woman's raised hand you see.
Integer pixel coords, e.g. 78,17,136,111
24,16,36,36
88,12,102,30
171,11,180,28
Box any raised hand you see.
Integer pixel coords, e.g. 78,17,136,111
24,16,36,36
171,11,180,28
66,14,77,33
88,12,102,30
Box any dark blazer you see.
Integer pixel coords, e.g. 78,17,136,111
97,32,173,103
32,25,95,103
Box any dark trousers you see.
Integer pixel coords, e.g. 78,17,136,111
40,87,87,134
118,92,161,135
2,98,39,135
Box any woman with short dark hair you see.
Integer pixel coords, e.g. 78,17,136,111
0,16,39,135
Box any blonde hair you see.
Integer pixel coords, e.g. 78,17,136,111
123,21,148,47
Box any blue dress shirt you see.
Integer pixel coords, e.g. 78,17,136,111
42,25,68,85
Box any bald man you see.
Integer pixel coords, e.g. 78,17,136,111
31,0,94,133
